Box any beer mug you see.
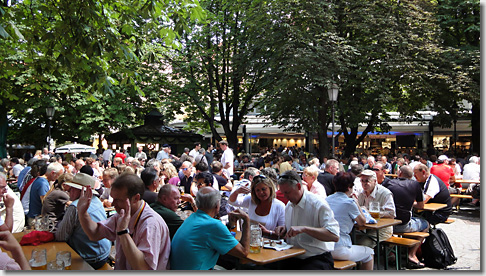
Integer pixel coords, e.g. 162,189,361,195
369,202,381,219
35,215,55,232
30,248,47,270
47,260,64,270
56,251,71,270
250,225,262,254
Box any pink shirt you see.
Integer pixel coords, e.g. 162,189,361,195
97,201,171,270
0,250,21,270
168,176,180,186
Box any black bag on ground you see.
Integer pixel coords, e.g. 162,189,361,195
422,228,457,269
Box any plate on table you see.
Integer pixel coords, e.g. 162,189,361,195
263,239,293,251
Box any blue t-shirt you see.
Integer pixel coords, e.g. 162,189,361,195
326,192,360,248
170,210,238,270
27,177,50,218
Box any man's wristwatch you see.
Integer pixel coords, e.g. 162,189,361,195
117,229,129,236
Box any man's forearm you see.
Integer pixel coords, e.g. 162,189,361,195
118,234,150,270
4,208,13,232
239,218,250,252
78,212,103,241
303,226,339,242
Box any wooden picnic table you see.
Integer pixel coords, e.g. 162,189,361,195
417,203,447,212
455,179,480,184
234,232,306,266
353,218,402,270
10,230,94,270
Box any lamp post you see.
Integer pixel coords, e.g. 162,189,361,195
46,104,56,152
328,83,339,158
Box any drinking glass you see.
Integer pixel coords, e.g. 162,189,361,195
369,202,381,219
30,248,47,270
250,225,262,254
47,260,64,270
56,251,71,270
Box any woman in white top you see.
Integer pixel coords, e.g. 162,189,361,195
228,175,285,238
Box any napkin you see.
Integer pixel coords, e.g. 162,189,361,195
20,231,54,246
361,208,377,224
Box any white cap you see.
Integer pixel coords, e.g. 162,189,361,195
438,155,450,162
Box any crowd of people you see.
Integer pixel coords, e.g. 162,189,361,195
0,142,480,270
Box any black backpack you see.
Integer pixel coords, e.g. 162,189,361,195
422,228,457,269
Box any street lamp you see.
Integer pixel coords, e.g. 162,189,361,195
328,83,339,158
46,104,56,152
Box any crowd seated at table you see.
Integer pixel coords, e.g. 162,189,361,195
0,144,478,270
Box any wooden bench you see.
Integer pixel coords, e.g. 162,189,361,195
450,194,473,199
333,260,357,270
382,236,421,270
394,232,429,239
444,218,455,224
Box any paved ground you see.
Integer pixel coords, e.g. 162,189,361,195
409,203,481,271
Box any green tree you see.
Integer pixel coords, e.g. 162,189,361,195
434,0,480,154
161,0,272,150
259,0,445,158
0,0,206,157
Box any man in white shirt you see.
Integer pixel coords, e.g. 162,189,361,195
9,158,23,180
219,140,234,177
275,170,339,270
463,156,480,181
356,169,396,248
134,146,147,161
189,142,201,160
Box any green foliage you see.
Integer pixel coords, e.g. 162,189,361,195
159,0,272,149
1,0,205,150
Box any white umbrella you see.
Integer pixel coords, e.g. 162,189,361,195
54,143,96,154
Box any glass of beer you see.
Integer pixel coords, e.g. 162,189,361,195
30,248,47,270
369,202,381,219
47,260,64,270
56,251,71,270
250,225,262,254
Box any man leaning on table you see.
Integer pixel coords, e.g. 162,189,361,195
274,170,340,270
170,186,251,270
77,173,171,270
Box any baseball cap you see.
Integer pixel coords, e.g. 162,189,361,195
438,155,450,162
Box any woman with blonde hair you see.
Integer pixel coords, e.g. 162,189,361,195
228,175,285,238
161,162,180,185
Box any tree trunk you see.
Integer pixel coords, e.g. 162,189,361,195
317,129,329,161
471,102,480,155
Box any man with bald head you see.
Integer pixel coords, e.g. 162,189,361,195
170,186,250,270
382,165,428,268
150,184,184,239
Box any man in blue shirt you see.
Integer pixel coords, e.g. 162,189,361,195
170,186,250,270
27,162,63,222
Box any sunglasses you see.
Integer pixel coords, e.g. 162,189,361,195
371,168,381,171
182,168,189,171
253,174,266,183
